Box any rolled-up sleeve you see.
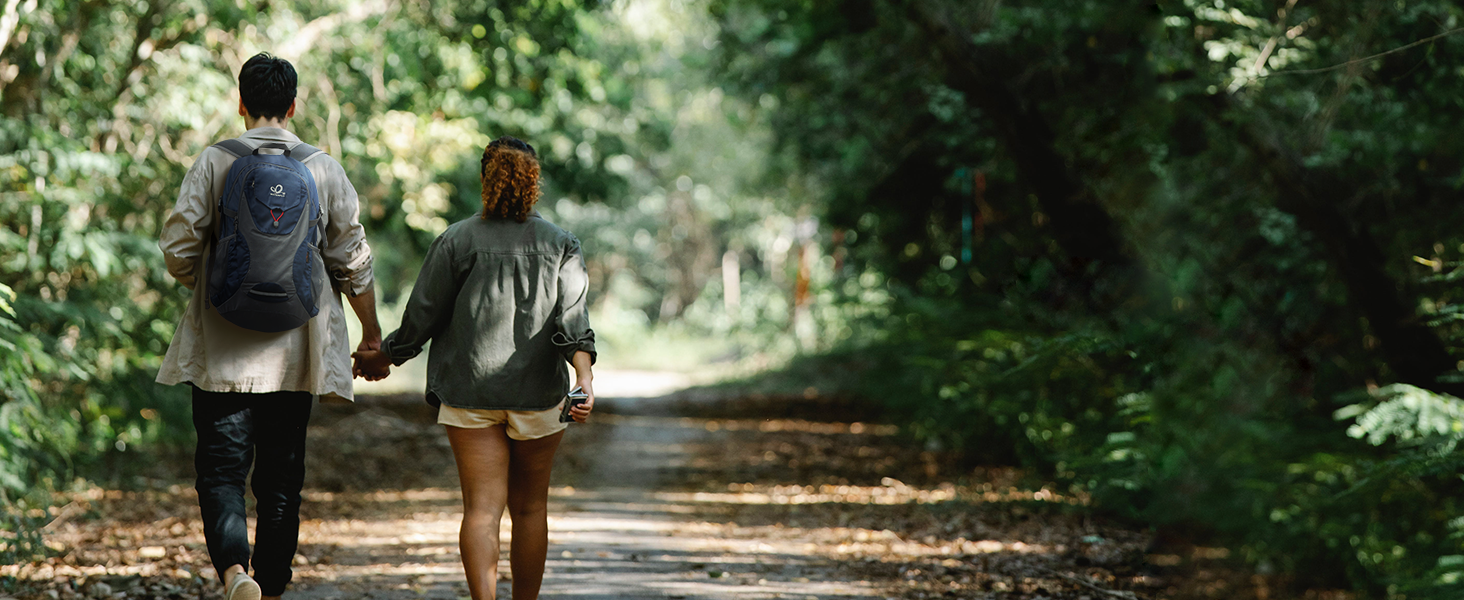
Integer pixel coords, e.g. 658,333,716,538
320,159,374,297
382,233,461,366
551,235,596,364
159,151,217,290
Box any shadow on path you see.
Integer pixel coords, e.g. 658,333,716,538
284,392,887,600
12,383,1209,600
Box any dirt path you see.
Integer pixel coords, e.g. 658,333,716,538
6,380,1285,600
287,393,885,600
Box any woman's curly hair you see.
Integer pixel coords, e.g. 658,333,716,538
480,136,541,222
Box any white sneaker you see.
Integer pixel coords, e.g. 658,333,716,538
225,572,262,600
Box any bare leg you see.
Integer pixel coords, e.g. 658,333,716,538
447,424,512,600
506,431,564,600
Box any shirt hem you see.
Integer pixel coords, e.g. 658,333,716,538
157,373,355,401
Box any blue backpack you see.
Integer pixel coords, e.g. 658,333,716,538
206,139,325,333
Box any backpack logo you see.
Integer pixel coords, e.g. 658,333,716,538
269,184,285,197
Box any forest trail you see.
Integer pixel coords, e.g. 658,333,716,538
286,390,886,599
13,372,1270,600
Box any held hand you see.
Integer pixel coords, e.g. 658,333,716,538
352,354,389,381
351,349,391,381
357,336,381,353
570,378,594,423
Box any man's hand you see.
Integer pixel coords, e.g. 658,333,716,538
354,330,383,380
357,336,381,353
351,349,391,381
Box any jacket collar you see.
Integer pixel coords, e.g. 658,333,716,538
238,127,302,145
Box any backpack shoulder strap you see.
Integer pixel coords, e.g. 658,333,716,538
213,139,325,162
211,139,251,221
211,138,252,158
288,143,327,228
290,143,326,163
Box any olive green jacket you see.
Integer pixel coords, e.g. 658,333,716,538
381,213,596,410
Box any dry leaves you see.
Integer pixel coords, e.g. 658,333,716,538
2,392,1352,600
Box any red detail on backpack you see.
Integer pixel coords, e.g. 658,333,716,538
270,208,284,223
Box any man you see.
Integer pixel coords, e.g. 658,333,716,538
157,53,380,600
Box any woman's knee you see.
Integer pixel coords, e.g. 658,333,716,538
461,497,507,522
506,492,548,519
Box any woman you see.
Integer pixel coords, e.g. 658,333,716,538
352,136,596,600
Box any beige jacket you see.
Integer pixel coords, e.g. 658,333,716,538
156,127,374,401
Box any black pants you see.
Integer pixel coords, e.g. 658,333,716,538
192,386,312,596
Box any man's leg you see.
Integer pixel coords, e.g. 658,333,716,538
505,431,564,600
249,391,313,598
447,424,512,600
192,387,255,587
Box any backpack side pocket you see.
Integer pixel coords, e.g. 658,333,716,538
292,225,320,318
209,234,251,309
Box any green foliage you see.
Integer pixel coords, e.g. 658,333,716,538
1340,384,1464,450
0,0,852,561
0,0,626,559
707,0,1464,595
0,282,50,562
11,0,1464,595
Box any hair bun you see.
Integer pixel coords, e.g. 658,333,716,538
487,135,536,157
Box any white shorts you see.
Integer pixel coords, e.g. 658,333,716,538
436,400,568,440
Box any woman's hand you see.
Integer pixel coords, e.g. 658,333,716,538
570,350,594,423
571,378,594,423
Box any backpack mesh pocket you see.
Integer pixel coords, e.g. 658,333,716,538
292,226,319,317
210,234,252,308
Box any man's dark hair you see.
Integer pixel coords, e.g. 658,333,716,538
239,53,297,120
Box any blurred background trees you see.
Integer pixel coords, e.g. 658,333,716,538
6,0,1464,595
0,0,855,562
706,0,1464,595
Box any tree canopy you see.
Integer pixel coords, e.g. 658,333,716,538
6,0,1464,595
705,0,1464,594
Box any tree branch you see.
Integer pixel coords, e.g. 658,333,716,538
1264,27,1464,77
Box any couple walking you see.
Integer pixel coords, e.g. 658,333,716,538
156,53,596,600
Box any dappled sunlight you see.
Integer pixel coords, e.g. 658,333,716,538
591,413,900,436
5,392,1319,599
299,519,458,549
6,0,1458,597
302,488,460,503
657,480,1086,507
287,481,895,598
5,389,1297,599
2,562,201,581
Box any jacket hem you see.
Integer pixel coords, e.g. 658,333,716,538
426,386,562,412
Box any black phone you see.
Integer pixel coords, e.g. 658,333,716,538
559,386,589,423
